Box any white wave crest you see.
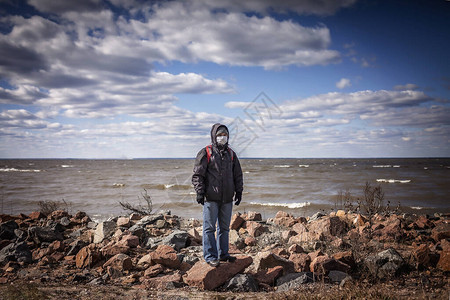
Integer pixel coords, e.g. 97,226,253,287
0,168,41,172
298,165,309,168
61,165,74,168
376,179,411,183
274,165,291,168
250,201,310,209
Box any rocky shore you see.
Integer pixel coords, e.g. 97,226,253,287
0,208,449,299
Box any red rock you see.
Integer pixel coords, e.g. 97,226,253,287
242,211,262,221
29,211,46,220
282,230,296,241
353,214,367,227
310,256,350,275
272,212,298,227
50,252,65,262
188,228,202,243
230,213,245,230
144,271,182,289
119,235,139,248
441,239,450,252
288,244,304,254
149,245,181,269
275,211,290,218
431,221,450,242
254,265,283,285
49,240,65,252
104,253,133,271
101,243,130,257
437,250,450,271
32,248,50,261
308,216,347,239
144,264,164,277
48,210,69,220
289,253,311,272
375,217,404,241
292,223,308,235
254,251,295,275
107,266,122,279
244,236,257,246
246,221,265,237
272,247,289,259
183,256,253,290
308,250,324,262
288,231,316,244
332,251,356,270
413,215,432,229
76,245,102,269
413,244,431,269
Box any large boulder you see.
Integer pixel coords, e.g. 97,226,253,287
0,241,32,265
76,244,102,269
135,214,164,226
93,221,116,243
103,253,133,271
254,251,295,275
162,230,189,251
183,256,253,290
275,272,314,292
28,225,64,243
307,216,347,240
364,248,407,279
149,245,181,269
224,274,258,292
0,220,19,240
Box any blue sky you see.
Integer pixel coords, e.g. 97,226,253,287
0,0,449,158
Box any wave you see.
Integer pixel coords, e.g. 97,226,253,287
274,165,291,168
0,168,41,172
298,165,309,168
112,183,125,187
249,201,311,209
373,165,401,168
61,165,74,168
376,179,411,183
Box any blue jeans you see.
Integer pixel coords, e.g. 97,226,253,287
202,201,233,262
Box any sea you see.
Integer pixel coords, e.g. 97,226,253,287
0,158,449,222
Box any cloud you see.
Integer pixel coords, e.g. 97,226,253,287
27,0,104,14
336,78,351,89
394,83,419,91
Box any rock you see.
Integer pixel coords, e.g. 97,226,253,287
76,245,102,269
224,274,258,292
66,240,87,256
60,217,71,227
413,215,432,229
187,228,202,244
28,226,64,243
143,271,182,289
101,242,130,257
413,244,431,269
144,264,164,277
353,214,367,227
48,210,69,220
288,231,316,244
288,244,304,254
103,253,133,271
93,221,116,244
128,225,145,238
310,256,350,275
375,217,404,241
437,250,450,271
276,272,314,292
245,221,265,237
271,211,298,227
281,230,296,241
254,266,283,285
116,217,131,228
137,253,153,266
307,216,347,239
364,248,406,279
29,211,46,220
309,212,326,222
272,247,289,259
431,221,450,242
230,213,245,230
244,236,257,246
289,253,311,272
254,251,295,275
336,210,346,219
162,230,189,251
183,256,252,290
328,270,350,284
332,251,356,270
307,250,324,262
0,220,19,240
119,234,139,248
150,245,181,269
242,212,262,221
292,222,308,235
0,241,32,264
136,214,164,226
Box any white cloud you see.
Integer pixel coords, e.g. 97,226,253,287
336,78,351,89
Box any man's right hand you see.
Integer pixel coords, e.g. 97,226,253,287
196,194,205,205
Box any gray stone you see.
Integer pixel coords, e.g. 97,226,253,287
276,272,314,292
0,220,19,240
328,270,350,283
93,221,116,243
66,240,87,256
28,226,64,243
128,224,145,237
364,248,406,279
14,229,26,241
276,272,313,286
225,274,258,292
145,237,163,249
60,217,71,227
309,212,326,222
0,241,32,264
136,214,164,226
183,255,199,265
163,230,189,251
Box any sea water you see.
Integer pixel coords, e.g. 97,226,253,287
1,158,449,222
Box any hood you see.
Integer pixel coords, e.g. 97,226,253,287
210,123,229,147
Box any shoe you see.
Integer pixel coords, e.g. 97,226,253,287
220,255,236,262
207,260,220,267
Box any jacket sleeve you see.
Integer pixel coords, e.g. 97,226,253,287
192,148,207,195
233,153,244,195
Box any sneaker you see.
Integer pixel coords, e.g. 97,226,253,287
207,260,220,267
220,255,236,262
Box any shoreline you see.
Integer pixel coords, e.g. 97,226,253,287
1,208,449,299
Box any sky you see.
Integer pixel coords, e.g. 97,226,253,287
0,0,449,159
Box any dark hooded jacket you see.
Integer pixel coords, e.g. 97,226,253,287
192,123,243,203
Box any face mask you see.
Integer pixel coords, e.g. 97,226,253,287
216,136,228,145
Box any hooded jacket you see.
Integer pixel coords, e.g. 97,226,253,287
192,123,243,203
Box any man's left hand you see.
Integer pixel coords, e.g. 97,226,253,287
234,192,242,206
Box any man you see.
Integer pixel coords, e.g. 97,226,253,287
192,123,243,267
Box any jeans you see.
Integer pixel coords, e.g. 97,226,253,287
202,201,233,262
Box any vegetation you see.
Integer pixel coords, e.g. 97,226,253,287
118,188,153,215
37,199,70,215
